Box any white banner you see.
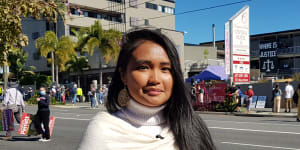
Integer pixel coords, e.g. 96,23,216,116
225,21,231,75
229,5,250,83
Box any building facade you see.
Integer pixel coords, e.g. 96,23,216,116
22,0,183,90
200,29,300,80
184,44,223,78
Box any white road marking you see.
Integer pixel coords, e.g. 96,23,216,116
205,119,300,127
209,127,300,135
55,117,91,121
54,112,94,116
221,141,300,150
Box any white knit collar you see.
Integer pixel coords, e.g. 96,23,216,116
117,99,166,127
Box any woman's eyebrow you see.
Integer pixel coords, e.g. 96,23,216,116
135,60,171,66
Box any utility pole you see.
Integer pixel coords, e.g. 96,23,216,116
3,52,8,92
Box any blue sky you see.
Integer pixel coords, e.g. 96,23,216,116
175,0,300,44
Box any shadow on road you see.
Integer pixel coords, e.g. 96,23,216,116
0,135,40,141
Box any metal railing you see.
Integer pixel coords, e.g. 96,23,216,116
251,46,300,57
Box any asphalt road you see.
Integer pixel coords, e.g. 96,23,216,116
1,104,300,150
203,113,300,150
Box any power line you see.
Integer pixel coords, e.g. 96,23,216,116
102,0,251,27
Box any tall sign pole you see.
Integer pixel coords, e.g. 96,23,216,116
225,5,250,84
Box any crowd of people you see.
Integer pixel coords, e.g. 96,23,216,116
271,81,300,122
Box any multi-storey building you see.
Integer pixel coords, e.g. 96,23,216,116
22,0,184,91
200,29,300,80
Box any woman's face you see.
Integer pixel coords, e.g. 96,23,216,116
122,41,174,107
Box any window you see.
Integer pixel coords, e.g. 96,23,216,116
83,11,88,17
97,14,102,19
159,5,174,14
32,32,39,40
144,19,149,25
129,0,137,8
145,2,157,10
158,5,162,12
163,0,175,3
33,52,41,60
130,17,139,26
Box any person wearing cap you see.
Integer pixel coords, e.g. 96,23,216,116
27,87,34,100
244,85,254,113
2,79,25,140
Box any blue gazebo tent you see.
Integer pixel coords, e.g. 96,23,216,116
186,66,228,83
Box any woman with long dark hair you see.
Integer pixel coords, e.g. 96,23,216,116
79,29,215,150
272,83,282,113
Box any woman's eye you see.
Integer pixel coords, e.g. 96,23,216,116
136,65,148,70
162,67,171,72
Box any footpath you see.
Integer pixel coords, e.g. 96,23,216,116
200,108,298,118
50,103,298,118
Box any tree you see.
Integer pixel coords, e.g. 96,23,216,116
73,21,122,88
66,56,90,87
0,0,57,90
7,48,35,81
35,31,76,84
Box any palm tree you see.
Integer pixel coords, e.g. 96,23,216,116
73,21,122,88
35,31,57,83
35,31,76,84
65,56,90,87
7,48,35,81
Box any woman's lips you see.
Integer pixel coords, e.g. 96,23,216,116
143,89,163,96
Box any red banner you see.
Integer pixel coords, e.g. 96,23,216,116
18,113,31,135
233,73,250,82
18,113,56,136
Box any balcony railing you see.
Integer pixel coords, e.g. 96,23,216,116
251,46,300,58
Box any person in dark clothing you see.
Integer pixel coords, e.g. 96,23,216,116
35,86,51,142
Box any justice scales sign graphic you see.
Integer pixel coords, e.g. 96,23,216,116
259,42,278,74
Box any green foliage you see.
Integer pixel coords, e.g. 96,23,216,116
292,73,300,81
28,94,39,105
36,74,52,89
27,95,65,105
7,48,35,83
0,0,58,65
203,49,209,59
257,78,269,83
66,56,90,73
72,21,122,64
35,31,76,72
224,94,238,112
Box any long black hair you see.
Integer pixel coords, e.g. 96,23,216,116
106,29,216,150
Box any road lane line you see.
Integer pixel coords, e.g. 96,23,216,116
209,127,300,135
54,112,95,115
205,119,300,127
55,117,91,121
221,141,300,150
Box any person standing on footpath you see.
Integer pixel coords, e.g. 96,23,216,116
89,87,96,109
273,84,282,113
284,81,294,113
244,85,254,113
72,84,78,105
2,79,25,140
237,86,243,112
296,84,300,122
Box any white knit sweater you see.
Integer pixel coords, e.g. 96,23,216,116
78,99,178,150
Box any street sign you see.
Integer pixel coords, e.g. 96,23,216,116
250,96,257,109
256,96,267,108
259,42,278,74
225,5,250,84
